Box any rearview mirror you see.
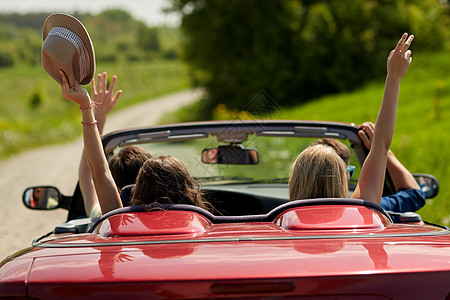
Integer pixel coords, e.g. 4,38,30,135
23,186,62,210
202,145,259,165
413,173,439,199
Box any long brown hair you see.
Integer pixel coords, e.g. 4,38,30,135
130,155,212,211
108,145,152,189
289,144,348,201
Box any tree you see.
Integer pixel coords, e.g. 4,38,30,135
170,0,449,118
137,24,161,52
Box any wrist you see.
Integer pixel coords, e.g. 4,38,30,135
81,120,97,126
80,107,96,123
386,74,402,85
79,101,94,111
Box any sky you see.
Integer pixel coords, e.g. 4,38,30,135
0,0,180,26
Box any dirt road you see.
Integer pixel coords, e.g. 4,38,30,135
0,89,203,260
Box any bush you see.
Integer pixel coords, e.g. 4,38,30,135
0,48,14,67
28,85,47,110
137,24,161,52
164,49,178,60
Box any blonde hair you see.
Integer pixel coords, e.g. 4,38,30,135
289,144,348,201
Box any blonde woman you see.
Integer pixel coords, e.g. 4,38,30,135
290,33,414,205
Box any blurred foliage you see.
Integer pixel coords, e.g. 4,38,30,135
0,60,189,159
0,9,188,159
212,103,255,120
0,9,182,67
169,0,450,118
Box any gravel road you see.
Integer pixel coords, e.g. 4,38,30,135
0,89,203,260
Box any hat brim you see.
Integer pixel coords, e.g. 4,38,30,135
42,13,95,85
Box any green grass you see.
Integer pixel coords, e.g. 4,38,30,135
0,59,189,158
275,51,450,226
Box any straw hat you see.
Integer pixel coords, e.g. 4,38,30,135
41,13,95,87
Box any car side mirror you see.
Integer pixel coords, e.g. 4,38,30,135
413,173,439,199
202,145,259,165
22,186,70,210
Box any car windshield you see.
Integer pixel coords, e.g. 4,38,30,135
112,134,361,189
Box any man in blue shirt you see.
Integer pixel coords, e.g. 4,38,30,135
314,122,425,213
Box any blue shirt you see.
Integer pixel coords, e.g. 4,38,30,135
380,188,426,212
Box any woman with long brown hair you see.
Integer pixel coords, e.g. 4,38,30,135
59,73,211,215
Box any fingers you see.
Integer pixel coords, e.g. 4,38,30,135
59,70,89,105
112,90,122,106
358,122,375,149
91,71,120,107
393,33,414,59
358,130,371,150
387,50,394,62
60,70,82,93
393,33,414,55
102,72,107,93
94,72,116,94
60,70,69,92
394,33,408,52
96,72,107,94
91,78,97,96
96,73,102,94
60,71,73,101
362,122,375,137
405,49,412,62
109,75,117,94
401,34,414,53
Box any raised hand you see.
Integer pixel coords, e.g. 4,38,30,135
91,72,122,122
387,33,414,82
358,122,375,150
351,33,414,205
60,70,91,108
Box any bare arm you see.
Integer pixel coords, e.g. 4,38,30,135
352,33,414,204
358,122,420,191
79,72,122,217
386,151,420,190
60,71,122,214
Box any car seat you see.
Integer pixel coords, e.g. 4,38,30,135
120,184,134,206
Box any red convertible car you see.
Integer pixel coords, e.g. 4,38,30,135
0,120,448,299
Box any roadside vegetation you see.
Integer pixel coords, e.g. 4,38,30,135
0,10,188,158
0,60,189,158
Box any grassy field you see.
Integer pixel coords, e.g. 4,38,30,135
0,60,189,158
274,51,450,226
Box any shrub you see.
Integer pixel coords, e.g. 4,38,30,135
0,48,14,67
